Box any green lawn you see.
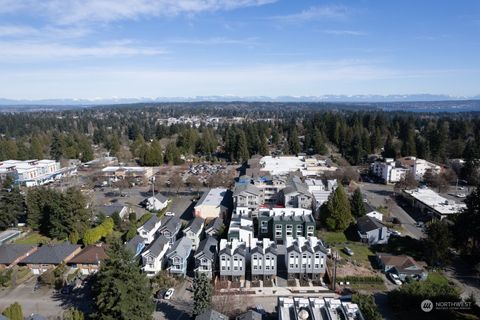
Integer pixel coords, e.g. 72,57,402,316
317,230,347,244
337,242,375,266
15,232,52,245
426,271,449,286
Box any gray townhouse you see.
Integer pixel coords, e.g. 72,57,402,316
286,236,328,281
233,184,263,213
251,239,277,281
183,216,204,250
158,216,181,245
166,236,192,277
218,239,247,281
256,208,315,244
194,235,218,279
280,176,313,210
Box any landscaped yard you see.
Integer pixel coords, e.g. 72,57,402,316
317,230,347,245
337,242,375,267
14,232,53,245
426,271,450,286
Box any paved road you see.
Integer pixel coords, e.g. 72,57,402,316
360,182,425,239
0,278,66,318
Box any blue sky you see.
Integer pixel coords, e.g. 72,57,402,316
0,0,479,99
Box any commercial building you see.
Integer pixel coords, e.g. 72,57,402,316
101,166,156,181
0,159,70,187
194,188,231,219
402,187,466,220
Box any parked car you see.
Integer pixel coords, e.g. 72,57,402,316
456,193,466,198
388,273,402,285
255,305,266,315
155,289,166,300
389,229,402,236
164,288,175,300
343,247,354,256
165,212,175,217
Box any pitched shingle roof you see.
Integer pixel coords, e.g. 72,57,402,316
196,310,228,320
141,214,161,233
96,205,126,217
160,216,181,235
195,236,218,260
20,243,81,264
0,244,37,265
185,217,204,235
206,217,224,235
233,184,261,196
144,235,169,257
167,236,192,259
125,234,145,257
69,244,108,264
357,215,384,233
236,310,262,320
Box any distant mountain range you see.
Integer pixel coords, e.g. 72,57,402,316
1,94,480,106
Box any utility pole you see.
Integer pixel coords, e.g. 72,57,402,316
332,251,338,292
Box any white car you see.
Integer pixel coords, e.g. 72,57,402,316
165,212,175,216
388,273,402,285
456,193,466,198
164,288,175,300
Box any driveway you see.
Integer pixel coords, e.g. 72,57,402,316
360,183,425,239
0,277,65,318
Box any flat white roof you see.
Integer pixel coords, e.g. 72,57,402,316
196,188,227,207
404,188,466,215
102,166,147,172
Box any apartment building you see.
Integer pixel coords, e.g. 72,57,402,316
256,208,315,244
280,176,313,209
0,159,65,187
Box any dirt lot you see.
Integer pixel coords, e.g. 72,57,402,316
335,259,377,278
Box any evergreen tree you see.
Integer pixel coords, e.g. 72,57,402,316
320,185,353,231
2,302,23,320
0,187,25,231
50,132,64,160
193,273,213,315
236,130,249,162
93,241,154,320
350,188,366,218
454,186,480,257
63,308,84,320
382,134,396,159
425,221,452,267
287,128,301,154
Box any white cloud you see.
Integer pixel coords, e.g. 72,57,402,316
271,5,351,23
0,0,278,25
0,41,166,59
321,29,366,36
169,36,259,45
0,25,38,37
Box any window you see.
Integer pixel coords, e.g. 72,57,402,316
261,221,268,233
297,225,303,234
307,226,314,236
275,225,282,238
314,264,319,269
286,224,293,236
